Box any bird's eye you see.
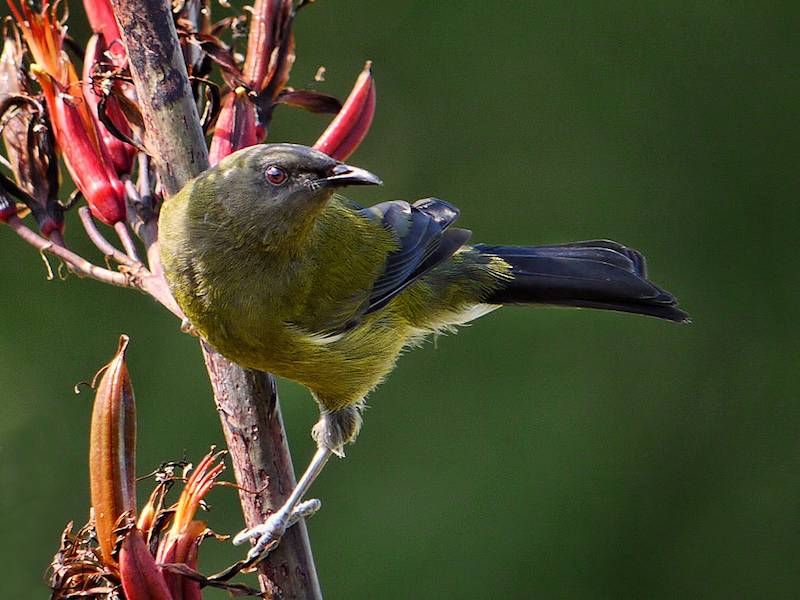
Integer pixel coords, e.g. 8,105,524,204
265,165,288,186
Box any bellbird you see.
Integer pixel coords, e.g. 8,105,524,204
159,143,688,561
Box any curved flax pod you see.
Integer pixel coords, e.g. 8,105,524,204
313,61,375,161
89,335,136,565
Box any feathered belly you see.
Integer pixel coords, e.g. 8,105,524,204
203,311,411,412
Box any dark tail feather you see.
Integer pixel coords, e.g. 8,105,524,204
477,240,689,323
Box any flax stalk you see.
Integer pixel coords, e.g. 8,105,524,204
107,0,322,596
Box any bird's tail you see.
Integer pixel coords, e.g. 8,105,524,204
476,240,689,323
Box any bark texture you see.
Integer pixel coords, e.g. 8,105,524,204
109,0,323,596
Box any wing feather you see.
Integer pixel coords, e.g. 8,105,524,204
349,197,470,322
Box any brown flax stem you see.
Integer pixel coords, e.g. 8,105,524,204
108,0,323,596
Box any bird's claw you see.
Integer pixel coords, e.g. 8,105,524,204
233,498,322,563
180,317,199,336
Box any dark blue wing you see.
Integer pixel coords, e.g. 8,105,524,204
357,197,471,316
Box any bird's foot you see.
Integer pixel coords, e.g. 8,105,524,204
233,498,321,563
180,317,199,336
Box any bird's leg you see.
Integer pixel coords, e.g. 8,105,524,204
180,317,199,336
232,403,364,563
233,446,331,561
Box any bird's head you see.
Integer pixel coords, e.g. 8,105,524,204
200,143,381,248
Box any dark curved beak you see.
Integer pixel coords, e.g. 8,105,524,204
317,163,383,188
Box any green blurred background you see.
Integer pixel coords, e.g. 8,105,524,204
1,1,798,598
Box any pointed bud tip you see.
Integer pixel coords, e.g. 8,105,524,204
117,333,130,355
313,62,376,161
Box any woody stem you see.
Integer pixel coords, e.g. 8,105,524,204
108,0,322,596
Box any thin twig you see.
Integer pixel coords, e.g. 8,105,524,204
137,153,151,200
114,221,141,262
124,177,163,280
10,211,184,320
78,207,136,267
125,173,159,256
7,216,130,287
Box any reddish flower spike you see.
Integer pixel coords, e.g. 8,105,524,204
155,450,225,600
208,87,258,165
9,0,128,224
314,61,376,162
82,0,125,64
83,34,136,175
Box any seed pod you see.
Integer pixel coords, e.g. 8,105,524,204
314,61,375,161
89,335,136,565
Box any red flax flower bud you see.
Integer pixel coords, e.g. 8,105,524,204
208,87,257,165
314,61,375,161
9,0,127,225
119,529,173,600
241,0,282,88
83,33,136,175
155,451,225,600
82,0,125,64
208,0,285,164
89,335,136,566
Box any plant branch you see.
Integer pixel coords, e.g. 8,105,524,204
79,207,136,267
202,345,323,598
8,215,129,286
109,0,323,596
114,221,141,262
6,213,182,317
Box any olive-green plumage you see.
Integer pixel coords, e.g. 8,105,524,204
159,143,686,450
160,145,506,417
